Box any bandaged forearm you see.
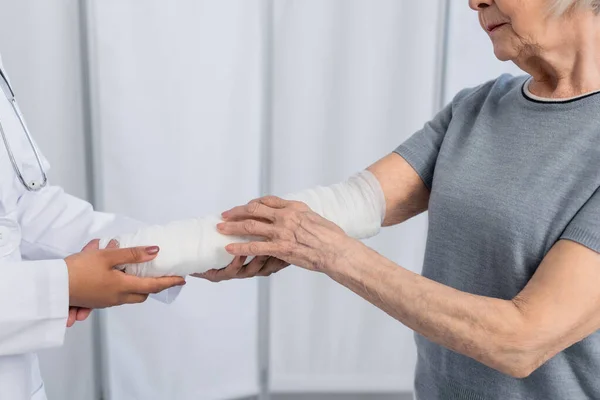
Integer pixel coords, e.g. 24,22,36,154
101,170,385,277
282,170,385,239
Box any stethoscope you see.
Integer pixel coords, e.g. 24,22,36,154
0,67,47,191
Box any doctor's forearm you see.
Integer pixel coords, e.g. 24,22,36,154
325,243,529,376
17,185,145,259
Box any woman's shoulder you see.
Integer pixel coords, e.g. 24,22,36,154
452,73,528,107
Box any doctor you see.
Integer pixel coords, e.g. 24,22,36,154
0,55,186,400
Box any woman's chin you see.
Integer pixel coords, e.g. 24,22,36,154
492,45,515,62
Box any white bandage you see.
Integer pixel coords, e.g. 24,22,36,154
101,170,385,277
98,215,257,277
284,170,386,239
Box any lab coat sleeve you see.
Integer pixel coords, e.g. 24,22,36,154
17,185,142,258
0,259,68,355
16,184,183,303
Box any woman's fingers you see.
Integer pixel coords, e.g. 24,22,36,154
222,197,289,221
221,255,247,278
201,268,233,283
197,269,223,282
196,256,288,281
257,258,289,277
225,241,283,258
196,256,247,282
217,220,277,238
239,256,269,277
255,196,290,209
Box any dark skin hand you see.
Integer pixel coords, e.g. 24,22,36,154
67,239,118,327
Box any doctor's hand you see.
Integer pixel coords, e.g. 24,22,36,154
67,239,120,327
65,245,186,309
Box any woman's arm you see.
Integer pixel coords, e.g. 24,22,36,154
326,238,600,378
198,153,430,281
113,154,420,279
367,152,430,227
220,197,600,379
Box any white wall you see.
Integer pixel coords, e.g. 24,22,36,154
0,1,97,400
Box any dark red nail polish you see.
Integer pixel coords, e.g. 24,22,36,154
145,246,160,255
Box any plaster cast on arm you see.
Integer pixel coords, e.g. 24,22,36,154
100,170,385,277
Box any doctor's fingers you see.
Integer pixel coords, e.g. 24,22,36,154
82,238,118,253
67,307,78,328
82,239,100,252
68,307,93,327
123,294,149,304
76,307,93,321
121,274,186,294
100,246,161,268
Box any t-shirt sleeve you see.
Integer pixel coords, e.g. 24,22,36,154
393,101,453,189
560,187,600,253
394,76,512,189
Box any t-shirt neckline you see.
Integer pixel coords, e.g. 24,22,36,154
521,77,600,104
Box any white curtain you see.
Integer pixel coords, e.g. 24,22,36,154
268,0,437,393
87,1,263,399
87,0,445,398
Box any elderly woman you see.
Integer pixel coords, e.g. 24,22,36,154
206,0,600,399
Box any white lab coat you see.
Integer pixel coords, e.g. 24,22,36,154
0,58,179,399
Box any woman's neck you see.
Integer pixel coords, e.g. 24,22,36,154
515,14,600,98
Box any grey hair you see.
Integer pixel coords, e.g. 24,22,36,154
551,0,600,15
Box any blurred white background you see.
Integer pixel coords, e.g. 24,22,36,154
0,1,521,399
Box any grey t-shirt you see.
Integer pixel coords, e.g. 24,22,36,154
395,74,600,400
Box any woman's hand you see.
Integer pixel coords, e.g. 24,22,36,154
193,255,290,282
216,196,356,273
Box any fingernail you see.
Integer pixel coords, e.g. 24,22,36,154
217,223,226,231
221,211,230,219
225,244,234,253
145,246,160,255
